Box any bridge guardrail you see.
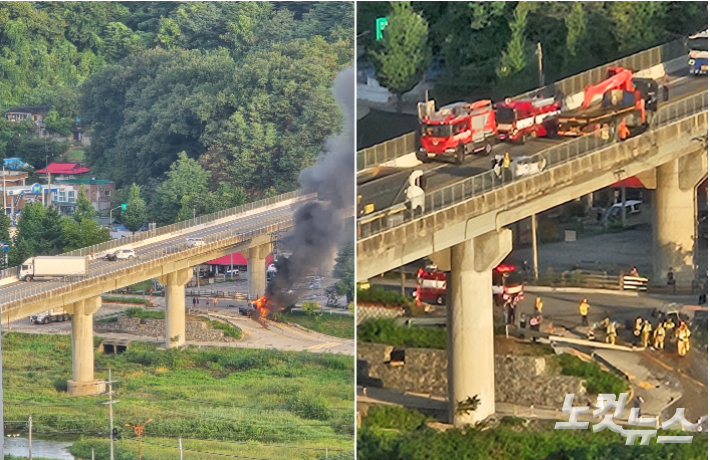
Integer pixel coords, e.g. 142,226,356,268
0,218,294,306
357,132,416,171
358,90,709,239
0,189,314,281
356,39,687,171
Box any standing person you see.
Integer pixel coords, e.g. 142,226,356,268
206,297,211,310
529,313,542,342
519,312,527,329
579,298,590,327
605,320,617,345
192,296,197,312
663,317,676,348
634,316,644,345
667,267,676,294
502,151,512,183
507,299,517,326
653,322,666,350
619,119,630,141
641,320,653,348
534,297,543,314
676,322,691,357
213,296,218,309
630,266,639,277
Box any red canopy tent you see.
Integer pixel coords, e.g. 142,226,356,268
610,177,645,188
204,252,274,266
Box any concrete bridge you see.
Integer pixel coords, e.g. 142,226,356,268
357,91,708,426
0,191,313,395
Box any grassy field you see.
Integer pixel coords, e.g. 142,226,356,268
64,148,85,161
275,310,354,339
3,333,354,460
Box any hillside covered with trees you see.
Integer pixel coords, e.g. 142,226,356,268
0,1,353,226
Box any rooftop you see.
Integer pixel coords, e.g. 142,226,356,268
36,163,90,175
55,178,114,185
5,105,50,114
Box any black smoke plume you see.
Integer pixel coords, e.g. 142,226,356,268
265,67,354,310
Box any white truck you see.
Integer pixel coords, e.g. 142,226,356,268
31,307,70,324
19,256,90,282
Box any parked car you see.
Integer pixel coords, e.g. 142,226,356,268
107,249,136,261
225,268,239,277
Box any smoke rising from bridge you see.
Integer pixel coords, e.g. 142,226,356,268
265,67,354,310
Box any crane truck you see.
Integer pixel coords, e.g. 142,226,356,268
19,256,90,282
556,67,658,139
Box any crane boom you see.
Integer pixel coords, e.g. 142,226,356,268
581,67,634,108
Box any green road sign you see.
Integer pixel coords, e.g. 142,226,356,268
121,203,127,211
375,17,388,41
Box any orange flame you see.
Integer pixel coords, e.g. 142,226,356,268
255,296,269,319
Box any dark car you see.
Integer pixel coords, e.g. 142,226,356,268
238,306,254,317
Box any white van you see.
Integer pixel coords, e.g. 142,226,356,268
187,237,205,247
605,200,642,222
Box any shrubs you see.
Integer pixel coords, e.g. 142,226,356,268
124,307,165,319
286,391,331,421
358,318,447,349
209,320,243,340
363,406,429,431
102,296,151,305
557,354,629,395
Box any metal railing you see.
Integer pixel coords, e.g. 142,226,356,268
0,218,293,307
357,132,416,171
0,189,313,281
358,90,709,239
357,39,688,170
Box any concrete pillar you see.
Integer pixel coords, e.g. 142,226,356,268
446,229,512,426
248,243,271,300
158,268,192,348
67,297,105,396
652,156,705,286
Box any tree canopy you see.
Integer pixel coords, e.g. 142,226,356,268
358,2,708,101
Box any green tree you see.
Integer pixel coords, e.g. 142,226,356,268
176,195,194,222
497,3,529,78
61,218,110,251
154,152,210,224
332,243,354,303
609,2,664,51
203,182,247,214
8,236,32,267
565,3,586,57
369,1,431,110
72,187,96,223
122,183,146,233
0,212,10,243
301,300,320,317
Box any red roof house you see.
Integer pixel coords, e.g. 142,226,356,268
204,252,274,266
36,163,90,176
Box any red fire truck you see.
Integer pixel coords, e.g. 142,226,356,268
415,264,524,306
495,97,561,143
417,99,497,165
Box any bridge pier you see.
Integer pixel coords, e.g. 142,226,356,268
248,243,272,300
446,229,512,426
652,153,707,286
66,297,105,396
158,268,192,348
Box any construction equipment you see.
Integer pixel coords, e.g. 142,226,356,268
417,99,497,164
557,67,658,139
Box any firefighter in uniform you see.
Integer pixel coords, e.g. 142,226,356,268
579,298,590,327
641,320,653,348
663,317,676,348
619,119,631,141
502,152,512,182
535,297,543,313
605,320,617,345
676,322,691,357
633,316,643,345
652,322,666,350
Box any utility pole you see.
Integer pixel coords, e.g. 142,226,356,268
91,449,95,460
400,265,406,298
621,186,627,228
125,419,152,460
531,214,539,281
536,42,544,87
178,438,183,460
28,416,32,460
101,368,119,460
